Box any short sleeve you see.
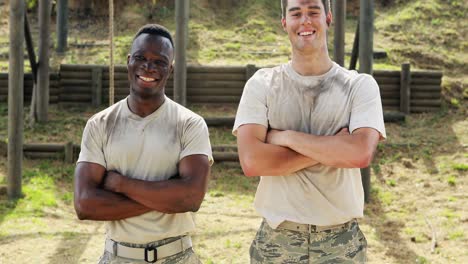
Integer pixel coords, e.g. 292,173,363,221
179,116,213,165
349,74,387,139
232,70,269,136
77,119,107,167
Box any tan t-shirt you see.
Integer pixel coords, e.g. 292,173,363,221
78,96,213,244
233,62,386,228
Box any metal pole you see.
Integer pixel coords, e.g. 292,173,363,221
359,0,374,203
174,0,189,106
56,0,68,53
8,0,25,199
37,0,51,122
333,0,346,66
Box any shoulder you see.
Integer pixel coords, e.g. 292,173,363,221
248,64,284,85
86,98,125,126
166,98,206,125
332,65,378,91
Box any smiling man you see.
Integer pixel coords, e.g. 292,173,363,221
74,24,212,264
234,0,386,263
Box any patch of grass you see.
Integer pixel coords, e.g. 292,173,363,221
446,175,457,186
448,230,464,240
209,127,236,146
452,163,468,171
386,179,397,187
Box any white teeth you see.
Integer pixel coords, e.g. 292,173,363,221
299,31,314,36
138,76,155,82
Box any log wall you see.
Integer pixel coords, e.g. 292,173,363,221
0,64,443,113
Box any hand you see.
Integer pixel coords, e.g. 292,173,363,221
266,129,288,147
103,171,123,193
335,127,350,136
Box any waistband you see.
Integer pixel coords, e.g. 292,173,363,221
277,219,356,233
105,236,192,263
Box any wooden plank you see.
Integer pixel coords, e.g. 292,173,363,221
411,106,440,113
188,96,241,103
187,65,245,74
187,80,245,89
379,84,399,91
60,94,92,101
212,152,239,162
60,64,127,71
374,70,400,78
411,93,441,99
187,73,245,81
61,79,93,86
60,71,92,79
411,99,441,107
23,143,64,152
60,86,92,93
375,77,400,85
412,71,443,78
187,89,243,96
24,152,62,159
411,78,441,85
382,98,399,106
411,85,441,92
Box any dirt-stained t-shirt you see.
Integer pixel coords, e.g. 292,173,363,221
78,96,213,244
233,62,386,228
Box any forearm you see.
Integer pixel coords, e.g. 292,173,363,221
239,141,319,177
285,130,374,168
75,188,151,221
116,177,205,214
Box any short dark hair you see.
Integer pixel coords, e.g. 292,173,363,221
133,24,174,48
281,0,331,18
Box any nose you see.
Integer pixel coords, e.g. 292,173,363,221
301,15,312,25
143,61,157,73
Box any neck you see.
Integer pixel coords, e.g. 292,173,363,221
127,92,165,118
290,46,333,76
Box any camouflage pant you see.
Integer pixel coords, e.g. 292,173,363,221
98,236,201,264
250,220,367,264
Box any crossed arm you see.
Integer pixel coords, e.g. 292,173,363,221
237,124,380,177
73,154,210,221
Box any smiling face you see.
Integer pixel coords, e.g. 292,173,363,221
127,33,174,99
282,0,332,53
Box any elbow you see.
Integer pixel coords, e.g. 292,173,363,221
74,199,90,220
239,153,261,177
353,150,374,168
74,193,95,220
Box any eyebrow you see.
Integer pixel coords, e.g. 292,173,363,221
288,5,321,13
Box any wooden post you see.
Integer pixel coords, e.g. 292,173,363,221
92,67,103,107
349,22,359,70
245,64,257,80
8,0,25,199
37,0,51,122
333,0,346,66
400,63,411,114
359,0,374,203
359,0,374,75
64,141,74,163
56,0,68,53
25,13,38,123
174,0,189,106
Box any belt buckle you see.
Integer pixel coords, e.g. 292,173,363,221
144,246,157,263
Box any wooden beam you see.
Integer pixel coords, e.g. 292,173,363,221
174,0,189,106
37,0,51,122
56,0,68,53
359,0,375,203
8,0,25,199
333,0,346,66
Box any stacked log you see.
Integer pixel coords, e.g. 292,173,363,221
410,71,442,112
0,73,59,103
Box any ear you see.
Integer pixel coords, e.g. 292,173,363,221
326,11,333,27
127,54,131,65
281,17,287,32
